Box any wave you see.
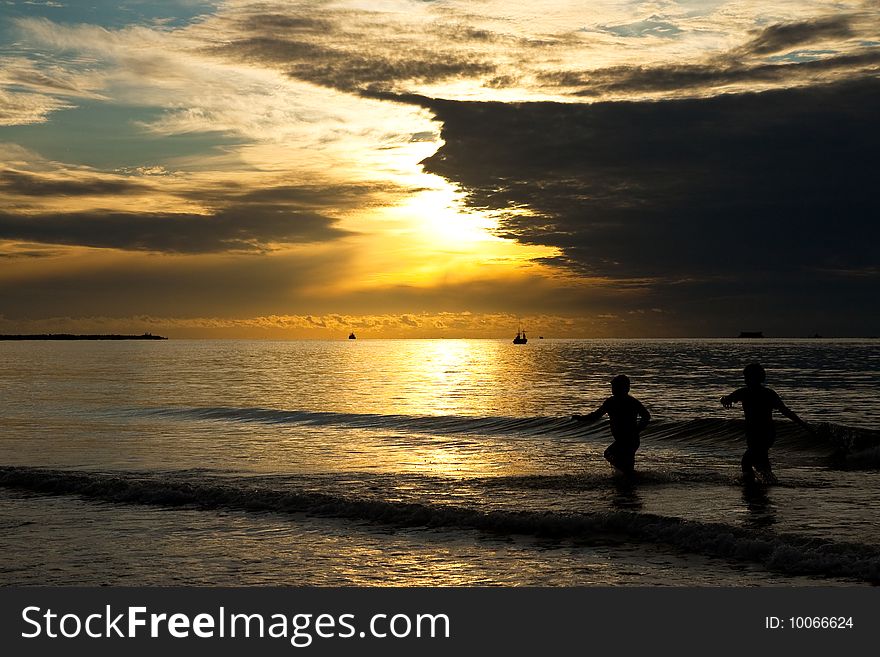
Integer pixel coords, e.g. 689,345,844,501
138,406,880,461
819,423,880,469
1,466,877,583
473,471,831,490
141,406,588,437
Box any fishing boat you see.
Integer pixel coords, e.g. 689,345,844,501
513,328,528,344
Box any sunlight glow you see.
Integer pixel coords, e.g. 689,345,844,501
390,186,501,249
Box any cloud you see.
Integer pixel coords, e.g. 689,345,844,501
0,249,351,318
211,33,496,94
215,182,398,208
0,153,392,255
411,76,880,333
0,151,401,256
4,2,878,336
0,54,105,126
0,243,61,259
11,5,878,112
0,169,147,196
536,11,878,99
0,310,656,339
0,55,106,98
540,49,880,96
0,86,72,125
0,204,351,253
738,15,855,56
599,17,685,40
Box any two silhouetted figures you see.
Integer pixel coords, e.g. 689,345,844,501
576,363,810,483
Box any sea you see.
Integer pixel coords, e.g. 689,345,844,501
1,338,878,586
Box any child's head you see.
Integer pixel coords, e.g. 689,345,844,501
743,362,766,386
610,374,630,396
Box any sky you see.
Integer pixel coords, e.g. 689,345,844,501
0,0,877,338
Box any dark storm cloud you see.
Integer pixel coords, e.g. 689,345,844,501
0,169,147,196
738,15,855,55
412,77,880,333
0,204,350,253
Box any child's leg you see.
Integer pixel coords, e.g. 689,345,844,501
617,447,636,473
752,444,770,471
605,440,637,473
741,449,756,482
604,442,618,467
753,445,776,482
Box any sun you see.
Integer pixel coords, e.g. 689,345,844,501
338,177,559,288
393,185,500,250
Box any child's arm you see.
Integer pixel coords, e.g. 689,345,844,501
573,400,608,422
636,401,651,431
778,401,813,432
768,389,815,433
720,389,741,408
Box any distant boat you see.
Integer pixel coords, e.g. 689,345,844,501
348,332,356,340
738,331,764,338
513,328,528,344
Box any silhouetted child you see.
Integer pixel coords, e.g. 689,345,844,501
574,375,651,474
721,363,811,484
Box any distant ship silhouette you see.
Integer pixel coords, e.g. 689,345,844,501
513,328,528,344
348,332,356,340
738,331,764,338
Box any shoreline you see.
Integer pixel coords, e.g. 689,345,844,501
0,334,167,341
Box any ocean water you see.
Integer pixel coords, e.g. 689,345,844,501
1,338,879,586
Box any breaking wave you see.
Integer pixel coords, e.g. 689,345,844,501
138,406,880,464
1,466,877,583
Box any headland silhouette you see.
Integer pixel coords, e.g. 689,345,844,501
0,333,167,340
